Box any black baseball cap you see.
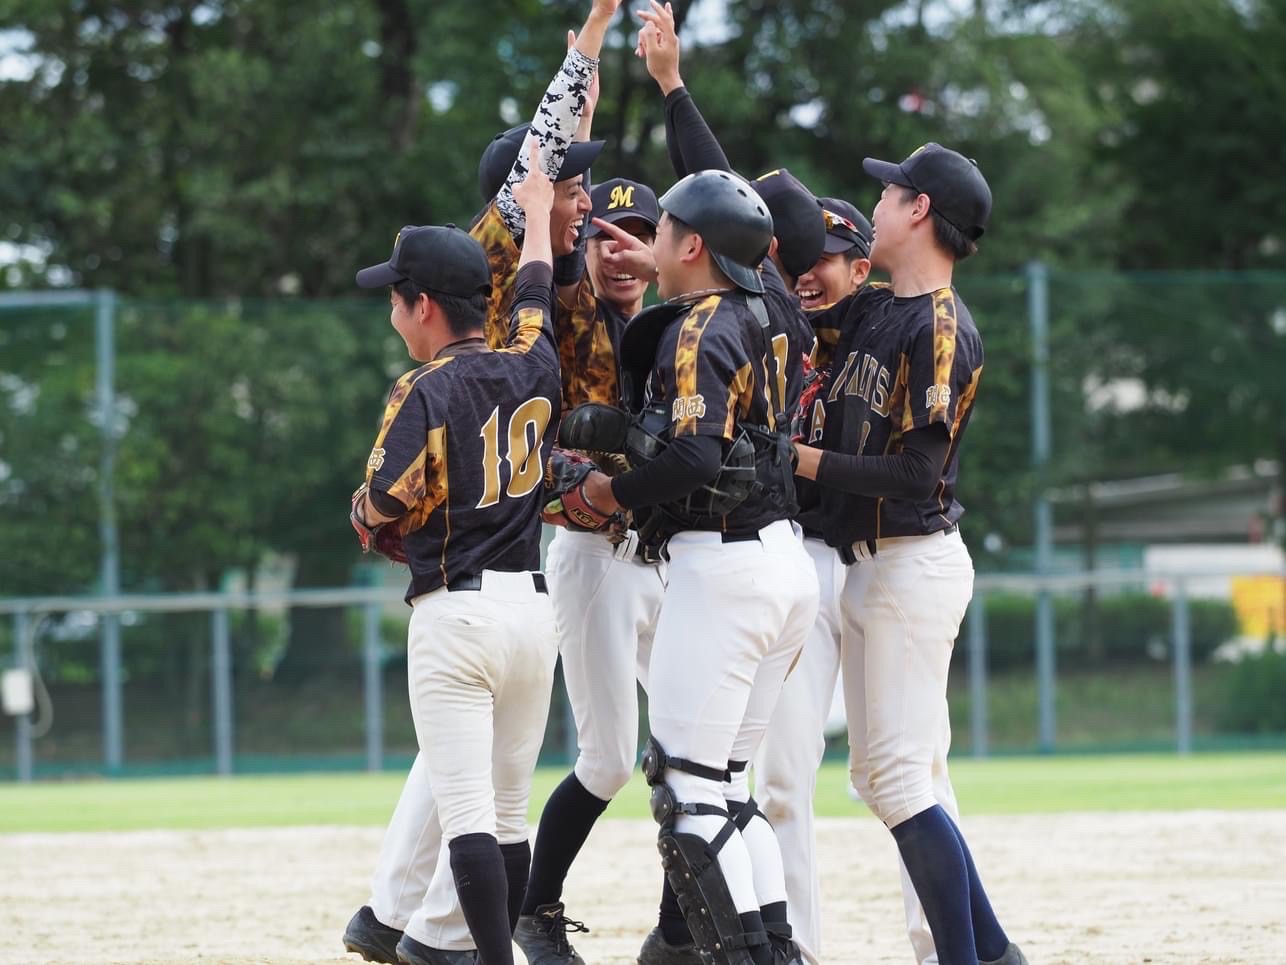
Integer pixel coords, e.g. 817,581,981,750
477,124,606,203
587,178,660,237
862,142,992,240
355,224,492,296
751,169,827,278
819,197,873,257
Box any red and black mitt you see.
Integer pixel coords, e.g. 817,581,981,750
792,352,828,443
542,449,616,533
350,484,408,564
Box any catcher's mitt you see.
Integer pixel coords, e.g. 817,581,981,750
350,484,408,564
792,352,827,443
542,449,616,532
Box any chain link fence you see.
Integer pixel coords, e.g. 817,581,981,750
2,270,1283,780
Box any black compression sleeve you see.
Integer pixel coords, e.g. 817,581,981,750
610,434,723,510
814,424,952,500
368,488,408,518
663,87,733,177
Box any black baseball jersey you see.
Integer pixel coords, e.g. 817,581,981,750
364,262,561,602
815,285,984,545
555,276,627,409
760,259,813,422
794,282,889,537
649,285,807,536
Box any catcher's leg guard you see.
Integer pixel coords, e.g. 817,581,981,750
643,738,769,965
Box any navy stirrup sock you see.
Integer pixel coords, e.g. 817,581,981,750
889,806,977,965
945,813,1010,961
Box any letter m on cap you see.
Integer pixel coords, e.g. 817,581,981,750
608,185,635,210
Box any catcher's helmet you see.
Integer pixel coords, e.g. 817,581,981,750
659,170,774,295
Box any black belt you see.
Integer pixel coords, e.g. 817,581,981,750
721,531,761,544
446,573,548,594
838,523,957,565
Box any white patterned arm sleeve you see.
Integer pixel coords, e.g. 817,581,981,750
495,47,598,237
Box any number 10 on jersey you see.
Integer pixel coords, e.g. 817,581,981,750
476,397,553,509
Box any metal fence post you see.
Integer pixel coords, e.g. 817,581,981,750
14,612,33,782
95,289,123,772
362,602,384,772
1172,580,1193,754
968,596,989,758
100,622,123,771
211,607,234,775
1028,261,1057,753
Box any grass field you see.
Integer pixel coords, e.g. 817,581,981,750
2,751,1284,834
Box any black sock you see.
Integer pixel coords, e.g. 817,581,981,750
499,841,531,934
658,874,694,946
738,910,772,965
521,773,609,915
889,806,976,965
760,900,789,927
449,833,513,965
944,814,1010,961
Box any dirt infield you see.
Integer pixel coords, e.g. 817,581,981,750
3,811,1283,964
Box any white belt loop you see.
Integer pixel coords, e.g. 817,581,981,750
613,529,640,562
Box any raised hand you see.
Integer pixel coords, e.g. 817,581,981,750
635,1,681,93
514,139,555,220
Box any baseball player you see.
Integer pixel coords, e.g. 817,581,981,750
629,12,823,962
794,199,873,312
749,198,875,965
513,177,666,965
793,199,969,965
345,137,564,965
577,168,820,965
342,5,621,963
792,143,1028,965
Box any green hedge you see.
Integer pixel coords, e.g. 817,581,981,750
975,591,1239,671
1218,645,1286,733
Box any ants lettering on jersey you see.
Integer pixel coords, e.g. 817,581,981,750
827,350,893,417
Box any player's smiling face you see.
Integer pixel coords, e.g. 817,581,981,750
588,216,655,309
389,288,429,360
550,175,592,257
869,182,921,271
795,251,869,309
651,213,689,301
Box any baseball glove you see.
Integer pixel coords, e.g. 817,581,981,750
350,484,408,564
542,449,616,532
792,352,827,443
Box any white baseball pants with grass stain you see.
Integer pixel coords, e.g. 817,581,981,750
367,569,557,951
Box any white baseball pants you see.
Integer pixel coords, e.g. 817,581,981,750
545,527,667,801
647,519,820,916
367,570,557,950
755,536,962,964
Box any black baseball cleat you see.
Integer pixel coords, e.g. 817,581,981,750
981,944,1030,965
343,905,404,964
637,925,703,964
513,901,590,965
395,933,478,965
